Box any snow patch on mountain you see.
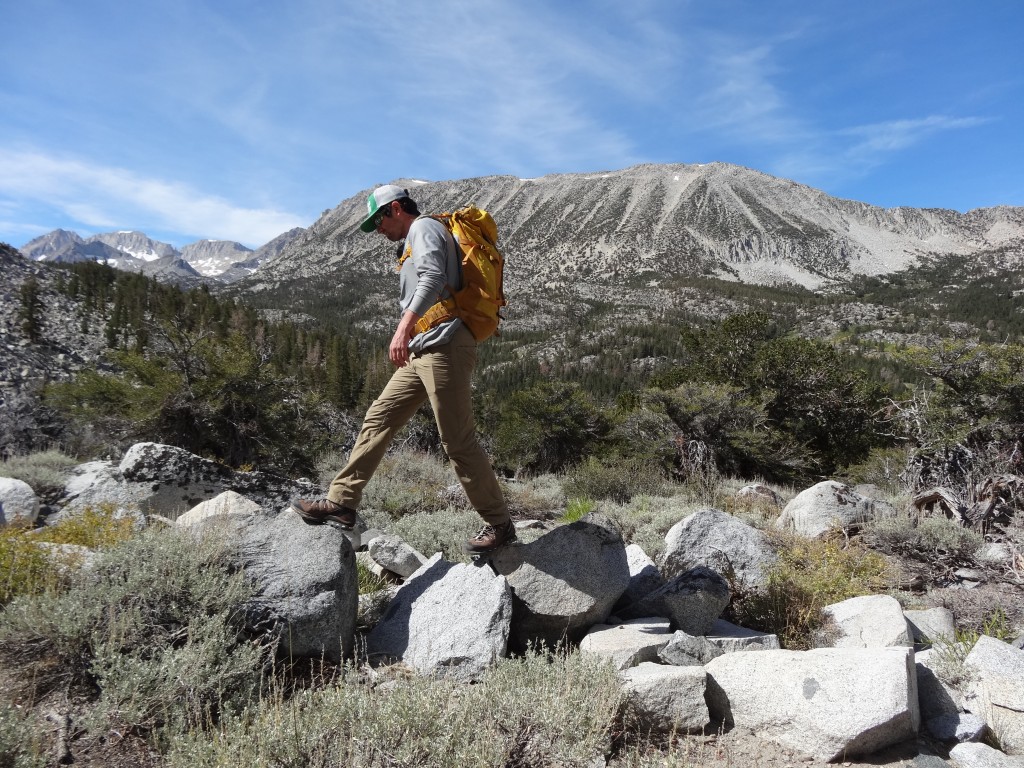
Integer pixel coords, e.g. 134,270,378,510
181,240,253,277
88,231,178,262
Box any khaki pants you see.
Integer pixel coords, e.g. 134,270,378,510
327,324,509,525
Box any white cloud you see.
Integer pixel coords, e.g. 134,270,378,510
775,115,990,183
842,115,990,158
0,149,307,247
693,43,795,140
315,0,664,176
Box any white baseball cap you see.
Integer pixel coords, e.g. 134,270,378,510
359,185,410,232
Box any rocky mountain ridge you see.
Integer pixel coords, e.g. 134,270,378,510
16,228,292,283
245,162,1024,297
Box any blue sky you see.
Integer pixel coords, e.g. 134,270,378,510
2,0,1022,249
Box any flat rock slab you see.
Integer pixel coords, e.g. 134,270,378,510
705,646,919,762
579,618,672,671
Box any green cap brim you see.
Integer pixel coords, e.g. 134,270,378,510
359,213,378,233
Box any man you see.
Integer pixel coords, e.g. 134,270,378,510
290,184,516,553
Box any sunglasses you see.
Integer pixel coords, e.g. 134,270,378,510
371,203,393,229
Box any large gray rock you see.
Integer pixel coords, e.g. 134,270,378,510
774,481,894,538
620,662,709,734
579,618,673,671
822,594,913,648
368,533,428,579
964,636,1024,755
366,554,512,681
622,566,730,635
196,508,358,663
0,476,39,525
950,741,1024,767
177,490,262,527
705,646,920,761
59,442,317,519
658,507,778,589
489,512,630,650
906,607,957,646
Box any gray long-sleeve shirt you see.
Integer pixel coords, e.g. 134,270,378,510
400,215,464,352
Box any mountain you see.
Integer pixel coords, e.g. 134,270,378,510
181,240,254,278
17,230,256,284
246,163,1024,297
217,227,306,283
19,229,86,261
88,231,178,262
17,234,201,285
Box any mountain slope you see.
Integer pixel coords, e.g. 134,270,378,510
248,163,1024,296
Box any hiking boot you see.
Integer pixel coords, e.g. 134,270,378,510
463,520,517,554
290,498,357,529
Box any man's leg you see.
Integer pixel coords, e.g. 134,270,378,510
414,325,510,529
326,364,426,509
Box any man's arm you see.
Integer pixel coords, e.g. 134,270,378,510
389,309,419,367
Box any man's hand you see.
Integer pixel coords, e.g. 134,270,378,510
389,311,419,367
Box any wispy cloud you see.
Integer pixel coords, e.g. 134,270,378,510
691,42,802,143
316,0,669,177
775,115,990,184
0,149,307,247
841,115,990,158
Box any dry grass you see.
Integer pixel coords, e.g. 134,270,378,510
728,532,896,649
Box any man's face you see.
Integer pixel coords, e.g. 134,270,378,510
375,202,403,241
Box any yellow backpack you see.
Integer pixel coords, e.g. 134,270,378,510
412,206,507,341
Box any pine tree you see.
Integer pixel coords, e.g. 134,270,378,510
19,277,43,343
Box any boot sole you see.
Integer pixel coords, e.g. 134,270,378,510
462,536,518,556
291,503,356,530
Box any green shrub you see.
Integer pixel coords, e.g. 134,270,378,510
383,507,490,562
0,449,78,500
502,473,566,517
45,330,325,475
355,558,390,595
840,446,916,495
0,528,270,736
0,704,46,768
0,526,63,606
729,534,894,649
359,449,452,519
600,495,694,559
36,503,139,550
0,504,141,606
930,611,1015,687
863,514,984,564
564,456,667,504
164,649,622,768
493,381,611,474
560,497,596,524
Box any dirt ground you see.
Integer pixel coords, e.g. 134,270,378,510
617,729,953,768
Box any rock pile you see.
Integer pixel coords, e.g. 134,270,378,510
3,444,1024,765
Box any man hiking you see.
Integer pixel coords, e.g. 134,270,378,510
291,184,516,554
